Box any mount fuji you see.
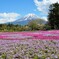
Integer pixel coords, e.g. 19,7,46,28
7,13,46,25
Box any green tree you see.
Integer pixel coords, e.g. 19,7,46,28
48,2,59,29
28,20,39,30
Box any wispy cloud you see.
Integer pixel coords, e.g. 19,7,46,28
0,13,20,23
34,0,59,13
34,0,59,21
34,0,59,14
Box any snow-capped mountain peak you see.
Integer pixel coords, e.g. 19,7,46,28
8,13,46,25
23,13,39,21
24,13,38,17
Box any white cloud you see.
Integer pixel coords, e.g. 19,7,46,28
0,13,20,23
42,16,47,21
34,0,59,14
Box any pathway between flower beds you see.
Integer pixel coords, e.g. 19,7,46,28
0,30,59,40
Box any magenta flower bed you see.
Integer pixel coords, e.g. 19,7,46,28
0,30,59,40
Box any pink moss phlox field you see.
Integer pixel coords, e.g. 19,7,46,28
0,30,59,40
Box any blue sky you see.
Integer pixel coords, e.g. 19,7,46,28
0,0,41,16
0,0,36,15
0,0,59,23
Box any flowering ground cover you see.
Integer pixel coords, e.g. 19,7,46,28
0,30,59,40
0,30,59,59
0,39,59,59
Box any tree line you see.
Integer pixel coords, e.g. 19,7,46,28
0,22,47,32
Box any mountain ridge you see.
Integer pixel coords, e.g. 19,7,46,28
11,14,46,25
